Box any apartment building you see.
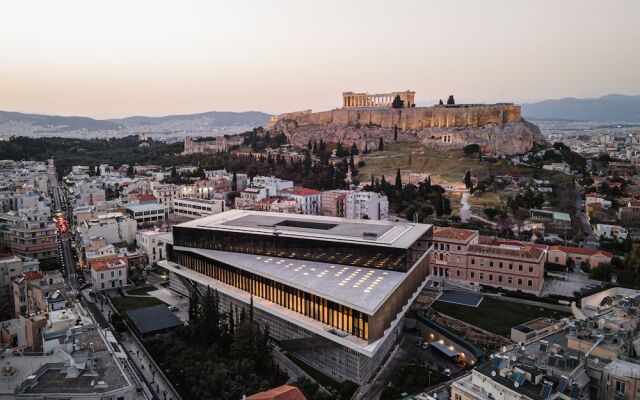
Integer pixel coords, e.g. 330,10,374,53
278,187,322,215
90,257,128,290
77,212,137,245
12,270,66,316
173,197,225,219
125,203,168,226
136,230,171,264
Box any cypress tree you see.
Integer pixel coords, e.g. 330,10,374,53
395,168,402,191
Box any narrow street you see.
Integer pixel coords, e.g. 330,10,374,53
48,161,180,400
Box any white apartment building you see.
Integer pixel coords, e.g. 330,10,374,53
345,191,389,220
125,203,168,225
595,224,628,240
278,187,322,215
151,182,180,209
90,257,128,290
173,197,225,219
251,176,294,197
78,213,137,245
136,230,172,264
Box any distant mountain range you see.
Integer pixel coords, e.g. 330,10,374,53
0,110,272,138
522,94,640,122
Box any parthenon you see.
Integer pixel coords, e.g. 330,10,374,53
342,90,416,108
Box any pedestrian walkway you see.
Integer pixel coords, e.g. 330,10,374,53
85,292,182,400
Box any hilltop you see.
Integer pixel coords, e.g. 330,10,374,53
0,110,271,138
522,94,640,122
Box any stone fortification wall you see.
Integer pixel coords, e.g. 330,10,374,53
271,104,543,155
274,104,521,131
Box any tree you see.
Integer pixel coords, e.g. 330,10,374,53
395,168,402,191
463,170,473,190
394,124,398,141
463,144,480,156
392,95,404,109
171,165,177,178
127,164,134,178
378,137,384,151
231,170,238,192
439,99,444,105
350,142,359,156
447,95,455,105
364,142,369,154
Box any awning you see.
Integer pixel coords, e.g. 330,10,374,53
430,341,461,358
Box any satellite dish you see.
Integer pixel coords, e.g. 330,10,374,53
491,371,497,377
514,382,520,388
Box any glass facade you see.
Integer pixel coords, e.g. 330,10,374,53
173,226,411,271
170,249,369,340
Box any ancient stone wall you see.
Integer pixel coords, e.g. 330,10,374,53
273,104,521,131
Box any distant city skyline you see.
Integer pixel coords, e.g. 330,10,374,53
1,0,639,118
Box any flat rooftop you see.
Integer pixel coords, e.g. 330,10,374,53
176,210,431,249
125,203,167,212
174,246,406,314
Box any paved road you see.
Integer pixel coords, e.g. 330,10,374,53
574,184,596,243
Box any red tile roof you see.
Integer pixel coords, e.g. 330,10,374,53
281,187,321,196
548,246,613,258
247,385,306,400
91,257,128,271
135,194,158,202
23,271,44,281
433,227,477,242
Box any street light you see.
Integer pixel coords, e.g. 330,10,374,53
428,370,432,388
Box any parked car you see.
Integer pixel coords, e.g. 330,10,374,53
422,341,430,350
168,306,179,312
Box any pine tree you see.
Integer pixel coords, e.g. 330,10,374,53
439,99,444,105
350,143,359,156
447,95,455,105
378,137,384,151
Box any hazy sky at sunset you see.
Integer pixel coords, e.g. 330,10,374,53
1,0,639,118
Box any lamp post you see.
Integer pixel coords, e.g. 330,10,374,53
428,370,432,388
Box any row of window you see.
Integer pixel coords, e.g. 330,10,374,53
470,258,536,273
171,250,370,340
173,227,411,271
433,267,535,287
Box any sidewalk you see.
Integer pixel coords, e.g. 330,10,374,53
88,293,182,400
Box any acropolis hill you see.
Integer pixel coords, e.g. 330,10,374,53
267,91,545,155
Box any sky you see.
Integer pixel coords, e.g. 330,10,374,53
1,0,639,118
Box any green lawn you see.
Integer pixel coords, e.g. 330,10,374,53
125,285,156,296
431,296,570,337
112,295,165,313
380,365,446,400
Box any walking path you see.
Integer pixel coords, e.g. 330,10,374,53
85,291,182,400
459,191,497,226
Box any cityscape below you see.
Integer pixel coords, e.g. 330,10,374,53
1,2,640,400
